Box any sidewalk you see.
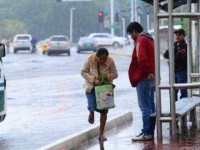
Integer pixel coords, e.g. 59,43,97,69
82,113,200,150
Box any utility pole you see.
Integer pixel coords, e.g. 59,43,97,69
144,5,151,31
70,8,76,42
59,0,91,1
122,17,126,48
134,0,137,21
130,0,134,22
147,13,150,31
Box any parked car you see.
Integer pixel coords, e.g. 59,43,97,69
77,37,97,53
0,43,7,122
47,35,71,56
88,33,129,48
13,34,33,53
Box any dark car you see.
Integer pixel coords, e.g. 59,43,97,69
77,37,97,53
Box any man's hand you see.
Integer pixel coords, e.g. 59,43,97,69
147,73,155,80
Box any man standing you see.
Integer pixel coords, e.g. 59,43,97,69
163,29,187,101
127,22,155,141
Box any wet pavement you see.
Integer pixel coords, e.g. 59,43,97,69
77,47,200,150
81,113,200,150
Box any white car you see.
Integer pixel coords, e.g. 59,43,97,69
88,33,129,48
0,43,7,122
47,35,71,56
13,34,32,53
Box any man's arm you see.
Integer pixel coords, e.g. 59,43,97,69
137,39,152,77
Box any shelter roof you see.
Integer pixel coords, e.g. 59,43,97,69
141,0,198,11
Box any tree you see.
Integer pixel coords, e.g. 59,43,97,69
0,19,27,39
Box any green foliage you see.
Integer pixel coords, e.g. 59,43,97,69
0,0,151,41
0,0,100,41
0,19,27,39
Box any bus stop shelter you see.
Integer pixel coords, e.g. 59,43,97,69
142,0,200,141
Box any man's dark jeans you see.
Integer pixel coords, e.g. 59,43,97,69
136,79,155,136
149,116,156,136
175,70,188,101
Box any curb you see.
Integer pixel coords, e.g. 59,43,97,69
38,111,133,150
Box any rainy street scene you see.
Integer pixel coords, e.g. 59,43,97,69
0,0,200,150
0,46,134,149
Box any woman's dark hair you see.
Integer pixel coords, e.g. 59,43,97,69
96,48,109,57
126,22,143,34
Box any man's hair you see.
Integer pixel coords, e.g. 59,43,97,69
127,22,143,34
96,48,109,57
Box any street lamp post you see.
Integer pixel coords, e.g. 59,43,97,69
70,8,76,42
110,0,114,35
144,5,151,31
121,10,126,49
130,0,134,22
130,0,137,22
136,6,143,24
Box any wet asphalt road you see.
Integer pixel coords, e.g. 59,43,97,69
0,46,142,150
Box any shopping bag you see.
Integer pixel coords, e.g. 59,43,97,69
95,75,115,110
95,84,115,110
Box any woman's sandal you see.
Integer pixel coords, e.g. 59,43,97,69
98,136,107,141
88,115,94,124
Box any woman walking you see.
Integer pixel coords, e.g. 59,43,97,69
81,48,118,141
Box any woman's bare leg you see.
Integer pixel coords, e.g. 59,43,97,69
88,111,94,124
99,113,107,137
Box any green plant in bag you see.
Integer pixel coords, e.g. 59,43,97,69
100,74,108,85
100,74,116,88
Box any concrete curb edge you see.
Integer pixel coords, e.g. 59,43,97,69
38,111,133,150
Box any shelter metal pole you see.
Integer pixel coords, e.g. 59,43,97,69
168,0,176,140
198,1,200,74
187,0,192,97
154,0,162,141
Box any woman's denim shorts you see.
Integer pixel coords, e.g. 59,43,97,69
86,88,108,114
